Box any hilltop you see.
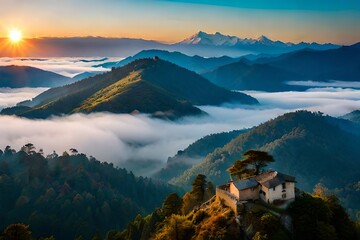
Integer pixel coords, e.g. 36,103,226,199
1,59,257,119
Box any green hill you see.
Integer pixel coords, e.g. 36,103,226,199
168,111,360,217
0,65,74,88
2,59,258,119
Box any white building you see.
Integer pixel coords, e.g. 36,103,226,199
223,171,296,204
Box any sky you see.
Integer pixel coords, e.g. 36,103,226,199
0,0,359,44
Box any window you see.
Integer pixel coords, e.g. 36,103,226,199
273,187,276,191
282,183,286,189
282,193,286,199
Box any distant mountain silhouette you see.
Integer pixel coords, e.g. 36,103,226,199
2,59,258,119
203,43,360,91
0,65,74,88
0,37,167,58
95,49,239,74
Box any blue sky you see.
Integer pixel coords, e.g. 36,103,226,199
160,0,360,11
0,0,359,44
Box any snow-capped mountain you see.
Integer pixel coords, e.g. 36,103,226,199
180,31,240,46
177,31,338,52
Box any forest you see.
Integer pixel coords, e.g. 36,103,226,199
0,144,176,239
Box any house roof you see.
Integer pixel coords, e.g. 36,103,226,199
255,171,296,189
232,178,258,190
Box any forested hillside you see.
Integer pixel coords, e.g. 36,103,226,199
0,144,177,239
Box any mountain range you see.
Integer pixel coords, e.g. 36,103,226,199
1,58,257,119
203,42,360,91
0,65,75,88
0,31,341,58
178,31,339,54
94,49,239,74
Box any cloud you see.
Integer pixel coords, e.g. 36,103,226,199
287,80,360,89
243,88,360,116
0,87,48,109
0,87,359,176
0,57,121,77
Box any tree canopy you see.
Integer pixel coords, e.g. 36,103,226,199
228,150,274,179
0,144,176,239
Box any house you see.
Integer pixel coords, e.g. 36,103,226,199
218,170,296,206
255,171,296,204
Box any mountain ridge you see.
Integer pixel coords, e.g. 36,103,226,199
2,58,258,119
94,49,239,74
177,31,339,53
203,43,360,91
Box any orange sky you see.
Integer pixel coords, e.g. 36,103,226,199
0,0,359,45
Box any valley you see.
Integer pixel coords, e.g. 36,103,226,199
0,3,359,237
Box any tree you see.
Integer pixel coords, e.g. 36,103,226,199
1,223,32,240
191,174,207,202
162,193,183,217
70,148,78,155
228,150,274,179
21,143,36,155
3,146,16,157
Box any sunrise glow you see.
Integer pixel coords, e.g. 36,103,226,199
9,29,22,43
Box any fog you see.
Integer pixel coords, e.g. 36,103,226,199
244,88,360,116
0,87,48,109
287,80,360,89
0,87,359,176
0,57,121,77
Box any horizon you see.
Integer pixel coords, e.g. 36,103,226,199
0,30,358,45
1,0,359,45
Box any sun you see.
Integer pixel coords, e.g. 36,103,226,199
9,29,22,43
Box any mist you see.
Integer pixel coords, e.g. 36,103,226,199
0,87,359,176
0,57,120,77
0,87,48,109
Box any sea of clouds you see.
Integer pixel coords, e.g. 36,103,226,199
0,57,122,77
0,86,359,176
0,57,359,175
